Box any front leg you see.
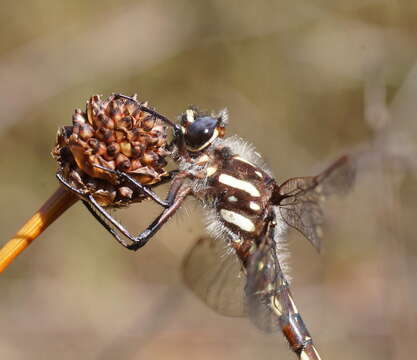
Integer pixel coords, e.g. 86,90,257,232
80,174,191,251
127,184,192,250
82,197,131,248
56,172,87,198
93,164,170,207
113,93,189,161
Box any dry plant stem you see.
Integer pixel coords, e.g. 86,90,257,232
0,186,78,273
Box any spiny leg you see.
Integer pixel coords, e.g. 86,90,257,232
80,175,191,251
85,194,139,247
93,164,170,207
58,168,190,251
126,183,192,251
113,93,188,158
82,199,130,248
56,173,87,197
57,172,132,247
113,93,178,130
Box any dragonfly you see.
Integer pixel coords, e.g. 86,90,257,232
58,94,355,360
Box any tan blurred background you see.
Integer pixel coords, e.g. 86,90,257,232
1,1,417,359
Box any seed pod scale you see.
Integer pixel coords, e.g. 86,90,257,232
53,94,170,207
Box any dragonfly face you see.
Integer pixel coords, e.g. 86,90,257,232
58,94,354,360
180,108,226,151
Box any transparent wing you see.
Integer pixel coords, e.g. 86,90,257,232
182,236,247,317
246,228,321,358
245,233,281,333
278,155,355,251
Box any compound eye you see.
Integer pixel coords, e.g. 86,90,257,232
185,116,218,150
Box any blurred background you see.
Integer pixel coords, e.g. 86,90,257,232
1,1,417,359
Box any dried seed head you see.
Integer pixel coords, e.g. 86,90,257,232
53,94,170,207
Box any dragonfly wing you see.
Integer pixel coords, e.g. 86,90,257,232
182,236,247,317
278,155,355,251
245,232,281,333
246,229,321,358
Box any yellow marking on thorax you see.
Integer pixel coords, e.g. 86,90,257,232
234,156,264,178
218,174,261,197
249,201,261,211
234,156,256,167
220,209,256,232
255,170,263,178
206,165,218,177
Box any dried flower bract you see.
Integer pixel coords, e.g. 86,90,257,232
53,94,170,207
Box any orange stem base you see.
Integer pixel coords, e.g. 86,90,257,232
0,187,79,273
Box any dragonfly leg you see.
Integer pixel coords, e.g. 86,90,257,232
82,175,191,251
113,93,188,160
126,183,192,251
93,164,170,207
56,172,86,197
82,198,130,248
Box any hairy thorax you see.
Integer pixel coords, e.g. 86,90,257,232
182,137,278,263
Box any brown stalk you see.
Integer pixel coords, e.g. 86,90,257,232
0,187,78,273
